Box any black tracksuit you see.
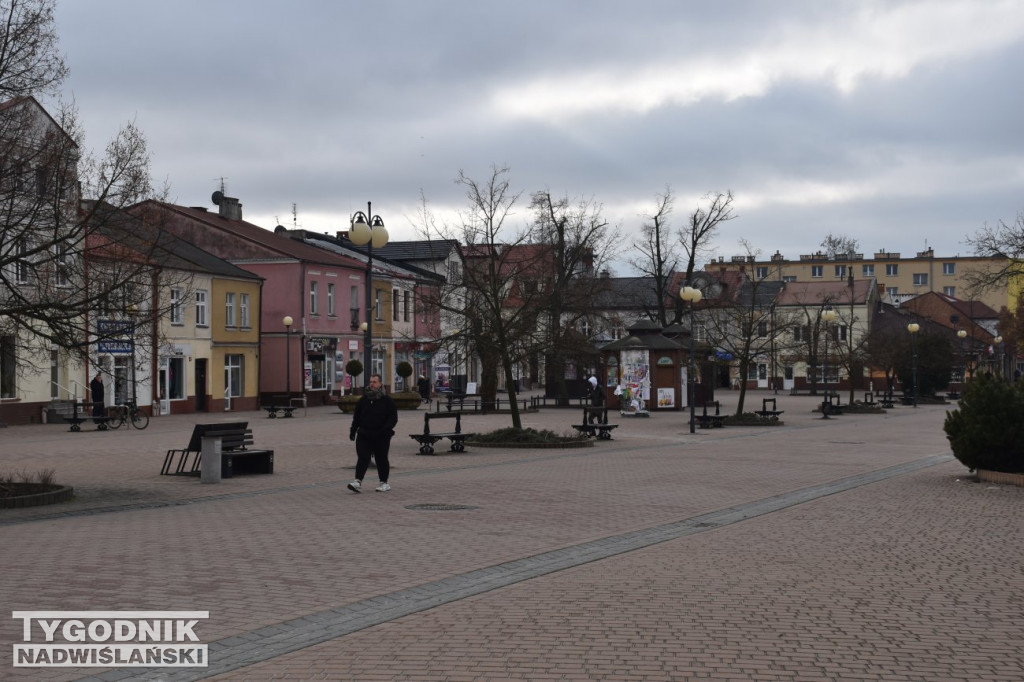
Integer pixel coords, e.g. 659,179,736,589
350,393,398,482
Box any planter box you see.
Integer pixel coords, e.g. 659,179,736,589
977,469,1024,487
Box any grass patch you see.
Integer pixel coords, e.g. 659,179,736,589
0,468,59,498
468,427,587,444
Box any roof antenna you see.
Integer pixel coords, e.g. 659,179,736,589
293,202,298,228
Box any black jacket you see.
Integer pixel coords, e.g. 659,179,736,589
351,393,398,439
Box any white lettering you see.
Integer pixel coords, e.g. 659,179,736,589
87,620,112,641
63,620,85,642
38,619,60,642
138,619,159,641
114,619,137,641
176,619,199,642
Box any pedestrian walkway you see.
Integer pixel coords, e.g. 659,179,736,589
1,390,1021,680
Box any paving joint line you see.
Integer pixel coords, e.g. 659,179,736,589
74,452,954,682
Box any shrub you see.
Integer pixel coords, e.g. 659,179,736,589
469,427,585,444
396,361,413,379
345,359,363,378
944,373,1024,473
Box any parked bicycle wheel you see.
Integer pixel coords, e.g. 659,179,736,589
106,406,125,430
130,410,149,429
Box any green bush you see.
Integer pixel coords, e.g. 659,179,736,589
345,359,363,377
396,361,413,379
944,374,1024,473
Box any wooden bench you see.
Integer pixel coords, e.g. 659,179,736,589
822,392,844,415
570,407,618,440
65,401,112,431
878,391,895,409
261,395,298,418
754,398,784,422
161,422,274,477
410,412,477,455
697,401,726,428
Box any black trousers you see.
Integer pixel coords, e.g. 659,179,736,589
355,432,392,483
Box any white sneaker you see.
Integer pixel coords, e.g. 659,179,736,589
347,480,361,493
375,482,391,492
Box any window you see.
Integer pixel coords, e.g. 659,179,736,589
782,275,797,283
944,286,956,297
55,243,70,287
886,287,899,298
35,166,48,197
757,321,768,337
350,285,360,328
240,293,250,328
2,336,17,398
310,281,319,316
375,289,383,321
862,264,874,277
837,325,848,342
793,325,810,342
393,288,400,321
755,266,769,279
913,273,928,286
225,354,244,398
196,290,208,327
225,292,236,327
835,265,846,278
170,288,184,325
811,265,823,278
15,240,30,284
886,264,898,276
943,262,955,275
327,284,335,317
404,290,411,322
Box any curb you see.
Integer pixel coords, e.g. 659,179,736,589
0,484,74,509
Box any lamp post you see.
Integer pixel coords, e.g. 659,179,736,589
957,328,968,389
907,321,920,407
680,285,703,434
348,203,389,390
283,315,293,407
126,304,139,408
820,306,837,418
994,335,1003,379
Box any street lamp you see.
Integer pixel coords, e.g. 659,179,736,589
349,203,389,391
283,315,293,409
680,285,703,433
994,335,1003,379
907,321,920,407
957,328,968,389
126,304,139,408
820,306,837,418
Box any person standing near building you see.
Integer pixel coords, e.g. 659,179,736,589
587,375,605,424
417,374,431,403
90,372,104,423
348,373,398,493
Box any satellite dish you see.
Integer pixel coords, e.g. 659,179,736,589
212,190,224,205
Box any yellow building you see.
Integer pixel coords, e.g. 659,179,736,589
712,248,1009,312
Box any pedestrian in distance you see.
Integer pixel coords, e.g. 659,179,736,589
587,375,605,424
89,372,104,423
417,374,431,404
348,373,398,493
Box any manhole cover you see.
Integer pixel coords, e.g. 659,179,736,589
405,503,479,511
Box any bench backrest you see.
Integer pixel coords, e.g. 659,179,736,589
186,422,249,451
204,427,253,451
423,411,463,436
702,401,720,416
763,398,776,411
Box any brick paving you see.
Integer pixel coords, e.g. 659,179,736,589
1,391,1021,680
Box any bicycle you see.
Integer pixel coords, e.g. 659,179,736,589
106,400,150,430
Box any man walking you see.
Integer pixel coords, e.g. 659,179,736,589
348,373,398,493
90,372,105,424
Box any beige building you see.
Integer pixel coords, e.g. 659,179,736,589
712,248,1009,312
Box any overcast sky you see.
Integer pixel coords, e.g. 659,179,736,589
52,0,1024,271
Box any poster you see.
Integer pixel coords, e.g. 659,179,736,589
657,387,675,408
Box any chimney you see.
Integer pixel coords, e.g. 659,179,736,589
217,195,243,220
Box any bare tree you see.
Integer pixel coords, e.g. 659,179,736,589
0,0,176,393
819,233,860,259
628,187,679,326
530,190,617,402
679,190,736,284
963,211,1024,294
699,241,786,414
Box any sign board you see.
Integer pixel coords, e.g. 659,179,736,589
97,340,133,354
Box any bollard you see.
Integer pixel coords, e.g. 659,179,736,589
201,436,222,484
